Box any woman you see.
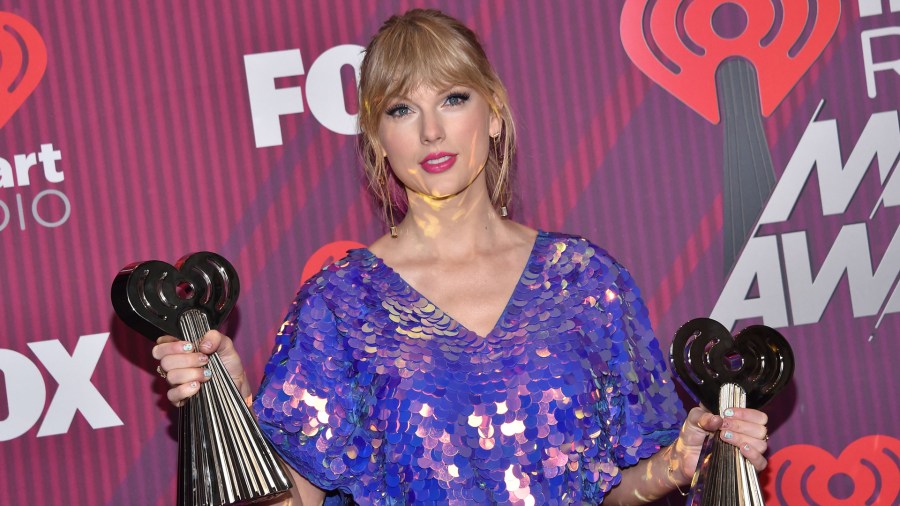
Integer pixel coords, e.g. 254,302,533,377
153,9,769,505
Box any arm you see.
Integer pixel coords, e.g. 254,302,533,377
153,330,327,506
584,251,768,504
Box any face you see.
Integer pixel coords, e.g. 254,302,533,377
377,84,501,201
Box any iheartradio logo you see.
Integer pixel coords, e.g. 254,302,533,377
762,435,900,505
620,0,841,272
0,12,47,129
620,0,841,124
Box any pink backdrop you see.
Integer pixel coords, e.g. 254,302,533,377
1,1,898,504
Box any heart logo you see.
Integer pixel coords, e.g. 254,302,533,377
670,318,794,413
110,252,240,340
762,435,900,505
0,12,48,128
620,0,841,123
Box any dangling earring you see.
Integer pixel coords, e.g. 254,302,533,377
388,193,398,238
381,163,398,238
491,131,508,218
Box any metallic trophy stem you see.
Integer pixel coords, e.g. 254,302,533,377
687,383,764,505
177,309,292,506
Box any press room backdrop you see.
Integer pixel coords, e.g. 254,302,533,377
1,1,898,504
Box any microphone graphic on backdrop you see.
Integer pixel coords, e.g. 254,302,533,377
620,0,840,274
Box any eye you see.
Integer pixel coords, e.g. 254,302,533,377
385,103,412,118
444,92,470,107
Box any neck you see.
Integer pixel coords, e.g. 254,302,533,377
393,174,506,258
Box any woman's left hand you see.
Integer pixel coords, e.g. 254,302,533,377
670,406,769,483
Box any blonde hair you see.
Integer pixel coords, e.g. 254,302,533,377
358,9,516,220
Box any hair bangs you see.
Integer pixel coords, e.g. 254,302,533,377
366,19,492,118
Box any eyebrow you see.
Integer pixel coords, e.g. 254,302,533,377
395,82,470,99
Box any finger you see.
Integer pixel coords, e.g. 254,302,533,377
166,380,202,406
680,407,722,448
201,330,244,378
156,335,178,345
720,416,768,441
685,406,708,427
694,409,723,433
198,329,228,355
721,428,768,456
159,350,209,376
152,340,196,361
739,441,768,472
722,407,768,425
163,364,213,387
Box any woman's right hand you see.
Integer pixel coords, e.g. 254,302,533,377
152,330,325,505
151,330,251,407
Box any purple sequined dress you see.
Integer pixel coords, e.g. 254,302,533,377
254,231,684,505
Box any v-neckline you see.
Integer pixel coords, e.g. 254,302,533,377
360,231,544,340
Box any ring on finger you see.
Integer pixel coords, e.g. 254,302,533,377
156,365,167,379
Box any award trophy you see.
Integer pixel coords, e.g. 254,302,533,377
111,252,291,506
670,318,794,505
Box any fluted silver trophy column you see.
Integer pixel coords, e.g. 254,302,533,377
111,252,292,506
670,318,794,506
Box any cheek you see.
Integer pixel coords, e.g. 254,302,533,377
378,133,419,183
471,137,490,168
378,130,407,163
380,118,424,154
467,124,491,167
455,117,491,164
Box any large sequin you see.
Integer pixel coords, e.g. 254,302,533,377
254,231,684,505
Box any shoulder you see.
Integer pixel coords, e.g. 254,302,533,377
267,249,379,362
289,248,382,314
538,231,612,260
538,231,635,285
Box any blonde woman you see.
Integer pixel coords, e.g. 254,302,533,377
154,10,769,505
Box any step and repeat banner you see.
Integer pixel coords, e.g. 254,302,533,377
1,1,898,504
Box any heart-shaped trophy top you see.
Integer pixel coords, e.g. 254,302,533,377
670,318,794,413
111,252,239,340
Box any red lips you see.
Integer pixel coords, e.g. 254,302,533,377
419,152,457,174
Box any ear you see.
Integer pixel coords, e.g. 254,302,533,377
489,93,505,137
489,107,503,139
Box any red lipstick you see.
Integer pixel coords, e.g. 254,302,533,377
419,152,457,174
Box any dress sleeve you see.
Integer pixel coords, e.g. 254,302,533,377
253,280,381,498
587,250,685,468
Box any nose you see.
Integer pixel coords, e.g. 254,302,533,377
419,110,444,144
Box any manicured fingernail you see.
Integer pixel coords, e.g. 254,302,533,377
182,343,193,352
203,369,212,378
724,431,734,440
724,408,734,417
743,443,751,452
190,382,198,388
